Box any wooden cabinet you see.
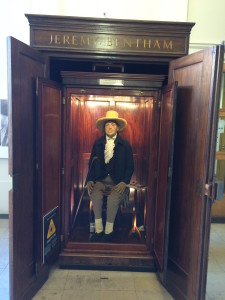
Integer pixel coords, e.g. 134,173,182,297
7,14,224,300
212,64,225,221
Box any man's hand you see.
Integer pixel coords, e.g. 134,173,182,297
87,181,94,195
113,182,127,194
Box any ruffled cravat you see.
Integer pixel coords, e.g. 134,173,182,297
104,135,116,164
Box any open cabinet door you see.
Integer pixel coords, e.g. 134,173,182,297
36,78,62,271
7,37,50,300
153,82,177,279
165,45,224,300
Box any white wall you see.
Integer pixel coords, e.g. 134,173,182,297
187,0,225,53
57,0,188,21
0,157,11,214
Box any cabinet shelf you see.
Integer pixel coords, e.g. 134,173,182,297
219,108,225,117
216,152,225,160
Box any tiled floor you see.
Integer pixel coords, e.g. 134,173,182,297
0,219,225,300
206,223,225,300
0,219,9,300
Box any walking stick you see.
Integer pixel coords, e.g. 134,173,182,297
72,156,98,229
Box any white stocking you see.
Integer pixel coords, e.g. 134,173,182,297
95,218,103,233
105,221,114,234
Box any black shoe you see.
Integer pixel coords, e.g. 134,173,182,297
101,232,114,243
90,231,104,242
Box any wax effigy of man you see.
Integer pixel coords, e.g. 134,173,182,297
87,110,134,242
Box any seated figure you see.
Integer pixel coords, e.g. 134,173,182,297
87,110,134,242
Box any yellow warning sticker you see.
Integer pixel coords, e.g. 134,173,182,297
47,219,56,239
43,207,58,264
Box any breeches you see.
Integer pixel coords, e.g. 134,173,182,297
90,176,125,223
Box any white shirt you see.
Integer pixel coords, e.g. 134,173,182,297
104,134,117,164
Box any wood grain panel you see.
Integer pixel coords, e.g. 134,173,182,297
166,45,224,300
69,93,154,240
154,83,177,271
169,62,203,272
8,37,48,300
41,85,61,214
36,79,62,272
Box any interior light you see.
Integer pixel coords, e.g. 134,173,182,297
99,79,124,86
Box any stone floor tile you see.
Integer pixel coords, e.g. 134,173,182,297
207,254,224,272
41,277,67,291
206,291,225,300
100,290,137,300
0,269,9,289
0,288,9,300
48,268,69,279
132,272,157,279
32,289,63,300
62,289,101,300
0,239,9,268
136,290,173,300
206,271,225,295
101,270,133,278
100,275,135,291
64,275,101,290
67,269,102,277
134,276,164,292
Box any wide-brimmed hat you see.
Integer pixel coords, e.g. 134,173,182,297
96,110,127,132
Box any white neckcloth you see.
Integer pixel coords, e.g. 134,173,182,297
104,135,116,164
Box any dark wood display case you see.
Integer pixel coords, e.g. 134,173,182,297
7,14,224,300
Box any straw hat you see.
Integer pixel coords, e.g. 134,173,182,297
96,110,127,132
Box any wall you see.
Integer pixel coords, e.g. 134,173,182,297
57,0,188,20
0,154,11,214
187,0,225,53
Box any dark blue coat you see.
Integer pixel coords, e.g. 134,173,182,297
87,134,134,184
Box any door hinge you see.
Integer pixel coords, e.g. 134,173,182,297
61,167,65,175
158,101,161,109
196,178,204,198
168,167,172,178
205,181,224,201
151,237,154,246
36,163,39,170
62,97,66,105
12,173,19,192
36,77,38,96
205,183,212,198
35,263,38,276
154,171,158,179
60,234,64,242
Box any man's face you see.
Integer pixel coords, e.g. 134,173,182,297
104,121,119,138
